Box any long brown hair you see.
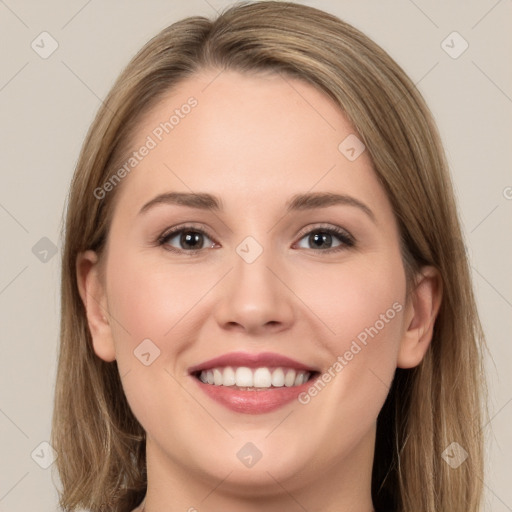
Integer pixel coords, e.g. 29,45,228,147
51,2,487,511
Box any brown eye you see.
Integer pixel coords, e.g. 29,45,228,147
159,228,216,252
295,227,355,252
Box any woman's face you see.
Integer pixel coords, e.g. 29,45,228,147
82,70,424,502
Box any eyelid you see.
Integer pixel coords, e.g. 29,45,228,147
158,222,215,240
294,223,355,244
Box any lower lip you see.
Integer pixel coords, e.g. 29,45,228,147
192,375,318,414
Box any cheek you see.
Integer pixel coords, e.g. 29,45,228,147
295,253,406,355
105,252,208,345
293,254,406,417
292,254,406,435
103,252,211,434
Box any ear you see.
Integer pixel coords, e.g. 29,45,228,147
76,250,116,362
397,265,443,369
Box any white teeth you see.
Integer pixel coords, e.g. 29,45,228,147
213,368,223,386
222,366,236,386
235,367,253,387
271,367,285,387
284,369,296,387
197,366,311,389
253,368,272,388
294,372,305,386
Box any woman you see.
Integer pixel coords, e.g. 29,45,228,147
51,2,487,511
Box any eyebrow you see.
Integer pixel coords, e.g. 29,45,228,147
138,191,376,222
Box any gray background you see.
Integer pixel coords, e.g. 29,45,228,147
0,1,511,511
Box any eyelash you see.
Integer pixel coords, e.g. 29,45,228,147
156,223,356,255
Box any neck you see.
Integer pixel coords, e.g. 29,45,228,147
140,498,375,512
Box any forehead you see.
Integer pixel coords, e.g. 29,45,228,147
111,69,391,219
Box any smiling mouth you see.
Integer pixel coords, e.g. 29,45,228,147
192,366,319,390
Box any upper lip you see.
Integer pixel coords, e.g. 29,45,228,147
188,351,319,374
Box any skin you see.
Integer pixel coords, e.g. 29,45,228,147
77,70,442,512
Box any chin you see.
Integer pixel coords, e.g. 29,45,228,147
192,436,314,488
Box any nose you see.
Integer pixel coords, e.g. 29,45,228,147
213,247,295,335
